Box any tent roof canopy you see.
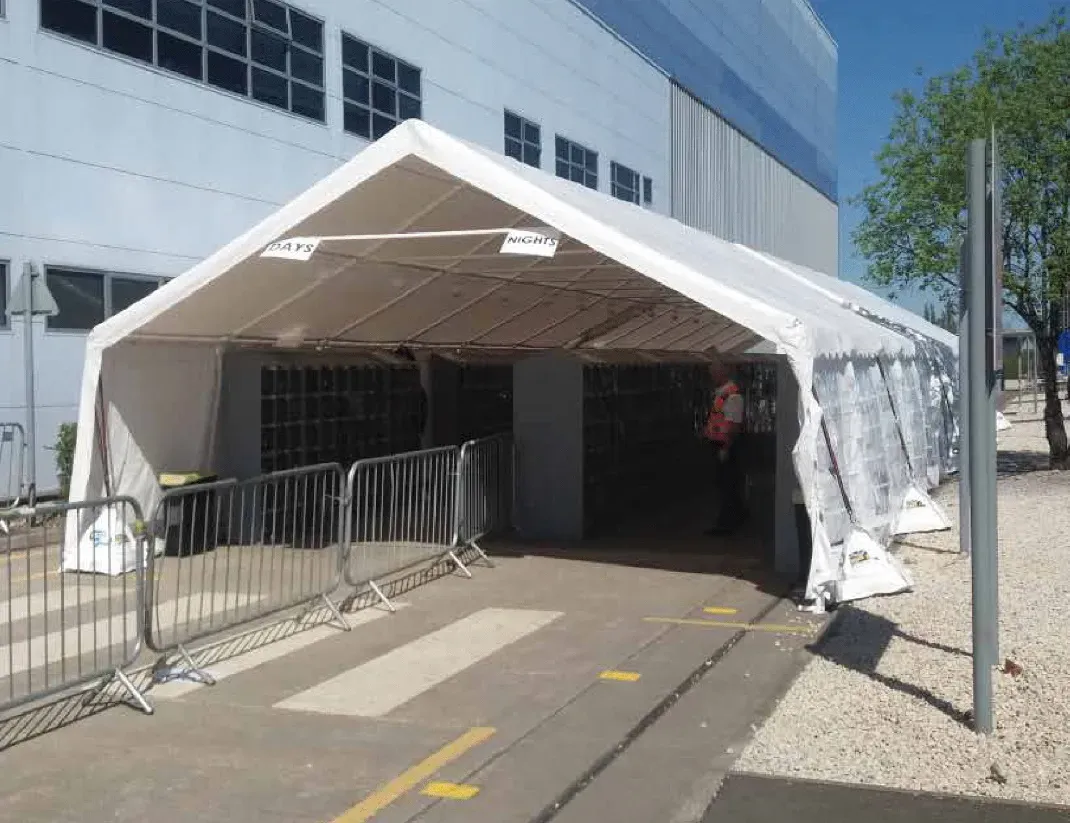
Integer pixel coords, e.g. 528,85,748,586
91,120,915,362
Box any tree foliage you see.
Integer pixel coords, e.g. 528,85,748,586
853,9,1070,466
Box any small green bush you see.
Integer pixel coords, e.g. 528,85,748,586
55,422,77,498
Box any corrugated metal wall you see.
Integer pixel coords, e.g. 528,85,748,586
670,83,838,275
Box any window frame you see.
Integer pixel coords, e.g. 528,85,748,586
554,135,598,190
340,31,422,141
0,261,9,332
504,110,541,169
39,0,327,124
43,265,164,334
610,161,641,205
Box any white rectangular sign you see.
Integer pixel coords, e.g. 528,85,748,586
261,237,321,262
499,228,560,258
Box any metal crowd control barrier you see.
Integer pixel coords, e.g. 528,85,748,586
0,423,27,510
454,434,513,560
344,446,462,610
0,497,152,716
145,463,350,684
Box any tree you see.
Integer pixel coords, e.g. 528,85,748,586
853,10,1070,467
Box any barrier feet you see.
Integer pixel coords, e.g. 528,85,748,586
469,541,495,569
447,550,473,579
367,581,397,613
152,645,216,687
84,668,154,715
320,594,351,631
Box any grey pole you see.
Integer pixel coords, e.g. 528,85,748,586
966,139,994,734
957,244,970,556
985,137,1001,667
22,263,38,506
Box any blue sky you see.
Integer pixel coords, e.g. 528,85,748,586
809,0,1062,316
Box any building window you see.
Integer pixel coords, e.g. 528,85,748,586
504,111,540,168
610,162,641,204
341,33,421,141
555,136,597,189
45,267,163,332
643,176,653,206
40,0,326,123
0,262,8,331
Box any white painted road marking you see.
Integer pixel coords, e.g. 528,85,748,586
3,585,116,622
0,593,262,678
275,607,563,718
152,604,405,699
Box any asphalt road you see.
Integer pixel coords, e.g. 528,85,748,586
705,774,1070,823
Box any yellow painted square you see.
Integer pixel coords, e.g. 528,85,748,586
599,670,642,682
703,607,738,616
422,782,480,800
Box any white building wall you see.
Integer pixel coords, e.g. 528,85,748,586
669,84,838,275
0,0,670,494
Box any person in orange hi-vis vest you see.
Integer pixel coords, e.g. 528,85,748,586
700,361,747,535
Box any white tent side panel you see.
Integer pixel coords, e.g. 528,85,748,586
63,342,222,571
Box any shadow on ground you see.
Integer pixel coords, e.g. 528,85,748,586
997,449,1053,476
806,605,972,727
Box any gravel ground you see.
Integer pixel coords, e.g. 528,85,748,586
737,412,1070,807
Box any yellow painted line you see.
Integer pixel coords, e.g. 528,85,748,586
421,782,481,800
703,607,738,616
331,726,495,822
599,670,641,682
644,617,815,635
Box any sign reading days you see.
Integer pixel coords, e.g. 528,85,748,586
499,228,560,258
261,237,322,262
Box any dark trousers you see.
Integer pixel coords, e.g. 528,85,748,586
711,439,746,530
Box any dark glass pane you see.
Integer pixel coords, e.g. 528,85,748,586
371,80,395,116
207,0,245,18
343,102,370,138
371,112,395,140
523,121,539,144
157,31,203,80
584,171,598,189
504,111,521,139
397,92,420,120
555,136,567,158
252,0,287,32
341,34,368,71
110,277,157,315
157,0,202,38
290,82,324,121
570,144,584,164
523,144,540,167
555,158,568,178
102,11,153,63
643,177,653,203
251,28,287,71
40,0,98,44
570,165,585,184
45,269,105,332
342,69,368,103
289,47,321,85
371,50,395,82
0,265,7,328
289,10,322,52
252,66,287,109
207,49,247,94
396,61,420,95
102,0,150,21
505,138,522,161
586,150,598,171
207,11,246,56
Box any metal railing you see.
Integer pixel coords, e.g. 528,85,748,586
0,497,152,716
455,434,513,553
145,463,350,683
0,423,26,509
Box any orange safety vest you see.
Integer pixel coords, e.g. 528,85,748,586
703,381,741,443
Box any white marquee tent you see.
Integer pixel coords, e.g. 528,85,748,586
66,119,956,608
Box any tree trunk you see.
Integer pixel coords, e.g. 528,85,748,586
1037,335,1070,468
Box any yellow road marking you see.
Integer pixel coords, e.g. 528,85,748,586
599,670,641,682
645,617,815,635
703,607,738,616
331,726,495,822
421,782,481,800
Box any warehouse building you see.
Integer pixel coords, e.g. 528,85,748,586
0,0,837,500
